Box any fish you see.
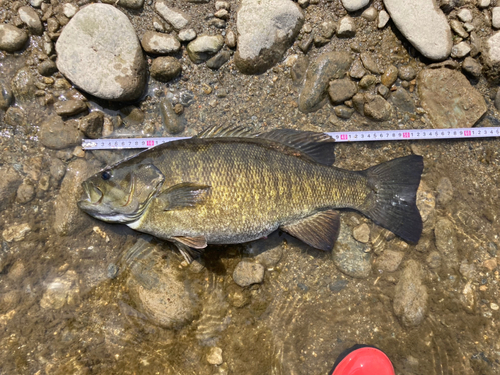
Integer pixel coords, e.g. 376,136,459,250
78,126,424,262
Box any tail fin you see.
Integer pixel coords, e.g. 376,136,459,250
360,155,424,243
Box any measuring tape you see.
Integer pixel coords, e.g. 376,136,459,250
82,127,500,150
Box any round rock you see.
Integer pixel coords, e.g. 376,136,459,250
150,56,182,82
18,6,43,36
235,0,304,74
186,35,224,63
141,31,181,54
341,0,369,12
328,78,357,105
56,3,146,101
0,24,29,52
384,0,452,61
233,261,265,287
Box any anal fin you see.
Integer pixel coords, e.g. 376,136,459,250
280,210,340,251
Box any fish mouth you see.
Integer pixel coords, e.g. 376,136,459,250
80,181,104,206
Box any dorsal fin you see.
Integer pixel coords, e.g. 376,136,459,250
257,129,335,165
195,124,257,138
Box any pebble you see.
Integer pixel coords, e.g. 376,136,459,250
141,32,181,54
54,99,88,117
0,24,29,53
54,159,93,236
206,50,231,69
361,7,378,21
160,98,185,134
360,53,381,74
337,16,356,38
18,6,43,36
381,65,398,87
375,250,405,272
434,217,458,270
358,75,377,89
235,0,304,74
178,29,197,42
16,181,35,204
451,41,471,58
150,56,182,82
320,20,336,39
62,3,78,18
377,10,390,29
299,51,352,112
352,223,370,243
384,0,452,60
479,0,490,8
398,65,416,81
334,105,354,119
341,0,369,12
216,1,230,10
462,56,482,78
2,223,31,242
117,0,145,9
225,30,237,48
5,107,25,127
39,115,82,149
187,35,224,63
457,8,473,23
215,9,229,20
377,84,389,98
417,68,486,128
120,106,145,126
37,59,58,76
393,260,428,327
232,261,265,287
31,0,43,7
208,18,226,29
426,251,441,269
436,177,453,206
332,222,371,278
349,58,366,79
56,4,146,101
390,87,415,113
79,111,104,139
0,85,13,110
328,78,357,104
40,270,79,309
450,20,469,39
0,167,22,210
155,0,190,29
364,94,392,121
207,347,223,365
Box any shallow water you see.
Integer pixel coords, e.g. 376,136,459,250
2,1,500,374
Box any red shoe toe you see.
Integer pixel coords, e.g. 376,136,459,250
330,346,395,375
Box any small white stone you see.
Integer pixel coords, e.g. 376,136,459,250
2,223,31,242
30,0,43,8
492,7,500,29
207,347,223,365
451,41,471,58
491,303,499,311
463,22,475,32
478,0,490,9
337,16,356,37
178,28,197,42
487,32,500,63
457,8,473,23
353,223,370,243
214,9,229,20
378,10,390,28
361,7,378,21
155,0,190,30
341,0,369,12
62,3,78,18
215,1,230,10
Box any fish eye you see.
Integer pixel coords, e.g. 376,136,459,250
101,171,111,180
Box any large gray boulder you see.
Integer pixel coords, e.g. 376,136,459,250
56,4,146,101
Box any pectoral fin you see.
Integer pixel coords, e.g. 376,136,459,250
280,210,341,251
158,183,210,211
173,235,208,249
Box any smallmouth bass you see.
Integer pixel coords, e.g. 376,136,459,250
78,127,423,261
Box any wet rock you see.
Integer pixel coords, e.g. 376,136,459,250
0,85,13,110
178,28,197,42
337,16,356,38
19,6,43,35
233,261,265,287
16,181,35,204
187,35,224,63
235,0,304,74
342,0,369,12
352,223,370,243
2,223,31,242
332,222,371,278
451,41,471,58
434,217,458,270
377,84,390,98
141,31,181,55
39,115,82,149
226,284,251,307
207,347,223,365
364,94,392,121
118,0,145,9
56,4,146,101
54,99,87,117
436,177,453,206
416,182,435,226
79,111,104,139
375,250,404,272
50,159,67,184
120,106,145,126
53,159,93,236
360,53,381,74
349,58,366,79
38,59,58,76
225,29,236,48
417,68,486,128
460,281,476,313
11,67,36,104
381,65,398,87
40,270,79,309
127,246,199,328
334,105,354,119
393,260,427,327
377,10,390,29
155,0,191,30
384,0,452,60
299,51,352,113
358,75,377,89
426,251,441,269
398,65,417,81
461,57,482,78
5,107,26,127
390,87,415,113
0,167,22,210
206,50,231,70
328,78,357,104
150,56,182,82
160,98,184,134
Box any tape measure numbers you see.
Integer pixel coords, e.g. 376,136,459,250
81,127,500,150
